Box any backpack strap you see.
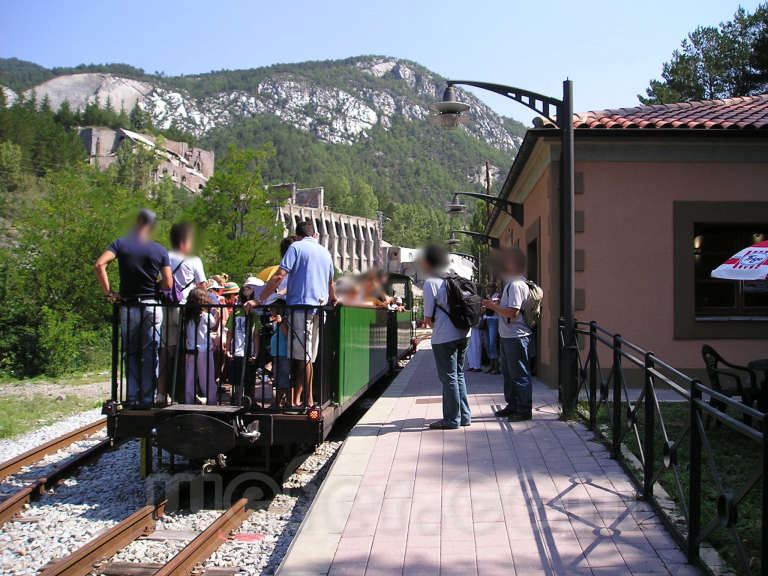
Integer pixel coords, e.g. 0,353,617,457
430,276,449,320
173,257,197,292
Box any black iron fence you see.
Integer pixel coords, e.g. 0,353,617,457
111,301,336,412
560,319,768,576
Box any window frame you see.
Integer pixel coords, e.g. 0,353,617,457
674,201,768,339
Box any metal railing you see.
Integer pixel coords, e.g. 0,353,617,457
111,302,336,411
560,319,768,576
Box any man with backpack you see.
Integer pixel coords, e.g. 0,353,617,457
421,244,483,430
483,247,538,422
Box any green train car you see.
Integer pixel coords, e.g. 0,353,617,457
104,278,415,473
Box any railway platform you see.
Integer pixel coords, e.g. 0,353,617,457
278,344,700,576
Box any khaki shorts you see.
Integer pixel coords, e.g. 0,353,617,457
288,310,320,362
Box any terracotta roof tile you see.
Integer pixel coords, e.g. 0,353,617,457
565,94,768,131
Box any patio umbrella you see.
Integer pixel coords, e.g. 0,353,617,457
256,265,280,282
711,241,768,280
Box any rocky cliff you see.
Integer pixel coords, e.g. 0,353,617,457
4,56,524,154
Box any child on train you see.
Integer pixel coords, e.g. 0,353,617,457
269,297,292,408
184,287,219,405
225,284,259,405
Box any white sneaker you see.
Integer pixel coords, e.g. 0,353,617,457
196,395,207,405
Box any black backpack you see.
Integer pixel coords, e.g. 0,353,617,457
432,273,484,331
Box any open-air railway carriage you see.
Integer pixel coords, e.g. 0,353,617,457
102,275,415,473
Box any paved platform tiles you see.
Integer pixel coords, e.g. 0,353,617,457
278,345,701,576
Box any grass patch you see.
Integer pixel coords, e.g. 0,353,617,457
0,394,102,439
0,370,109,388
591,401,762,575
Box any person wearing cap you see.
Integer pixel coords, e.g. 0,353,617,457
219,281,239,383
94,209,172,408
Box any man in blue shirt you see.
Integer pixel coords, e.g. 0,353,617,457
246,221,336,408
95,209,172,407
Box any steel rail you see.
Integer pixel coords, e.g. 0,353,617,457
39,500,166,576
0,417,106,480
154,498,250,576
0,438,112,525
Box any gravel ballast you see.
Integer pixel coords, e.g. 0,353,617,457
0,440,145,576
0,408,104,463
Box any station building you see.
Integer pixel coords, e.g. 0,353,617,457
487,94,768,384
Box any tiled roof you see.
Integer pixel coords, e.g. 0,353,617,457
569,94,768,130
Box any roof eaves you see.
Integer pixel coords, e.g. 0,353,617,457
486,127,558,235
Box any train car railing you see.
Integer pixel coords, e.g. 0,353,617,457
560,319,768,576
109,301,339,413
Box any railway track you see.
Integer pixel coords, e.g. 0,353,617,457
0,418,107,481
40,498,250,576
0,420,112,526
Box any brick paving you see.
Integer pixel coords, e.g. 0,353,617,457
278,345,701,576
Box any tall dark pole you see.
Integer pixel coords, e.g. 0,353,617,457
559,79,577,415
434,78,577,414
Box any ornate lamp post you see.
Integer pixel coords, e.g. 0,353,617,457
430,79,577,416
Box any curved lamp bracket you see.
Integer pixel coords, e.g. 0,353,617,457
450,230,500,249
455,192,523,227
447,80,562,125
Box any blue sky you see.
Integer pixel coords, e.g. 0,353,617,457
0,0,761,123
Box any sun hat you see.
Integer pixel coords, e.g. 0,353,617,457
244,276,265,287
221,281,240,295
207,279,222,291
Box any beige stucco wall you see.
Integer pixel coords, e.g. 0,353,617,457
578,159,768,371
498,164,558,383
490,134,768,387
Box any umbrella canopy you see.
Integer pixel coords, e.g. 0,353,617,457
257,265,280,283
711,241,768,280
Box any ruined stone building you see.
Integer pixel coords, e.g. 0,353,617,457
79,127,215,193
273,184,382,274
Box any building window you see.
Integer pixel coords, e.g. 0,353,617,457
673,201,768,340
694,224,768,317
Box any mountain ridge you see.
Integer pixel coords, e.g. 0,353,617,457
0,55,525,151
0,55,525,213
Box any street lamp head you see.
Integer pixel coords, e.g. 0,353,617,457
446,193,467,216
429,85,470,129
446,232,461,247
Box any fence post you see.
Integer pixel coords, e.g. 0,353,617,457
611,334,622,459
762,409,768,576
688,380,702,564
111,303,119,402
643,352,656,500
588,321,598,430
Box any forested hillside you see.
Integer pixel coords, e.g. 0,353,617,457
0,55,525,247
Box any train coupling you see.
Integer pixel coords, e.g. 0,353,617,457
202,453,227,474
237,420,261,444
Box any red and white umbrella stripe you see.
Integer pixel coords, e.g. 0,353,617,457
711,241,768,280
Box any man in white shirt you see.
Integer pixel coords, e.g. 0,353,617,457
483,248,533,422
158,222,207,404
422,244,471,430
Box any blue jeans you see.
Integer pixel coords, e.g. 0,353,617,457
121,302,163,406
432,338,471,428
484,317,499,359
500,336,532,415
